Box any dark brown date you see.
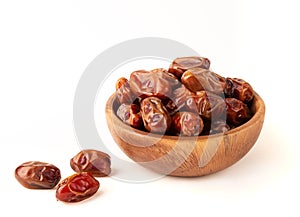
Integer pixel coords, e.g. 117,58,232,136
186,91,226,120
171,112,204,136
115,77,134,104
56,172,99,203
15,161,61,189
70,149,111,177
116,103,143,129
225,98,252,126
130,69,180,99
181,68,226,95
168,56,210,78
140,97,171,134
224,77,254,103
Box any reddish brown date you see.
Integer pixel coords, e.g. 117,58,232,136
186,91,226,120
224,77,254,103
115,77,135,104
56,172,99,203
225,98,252,126
130,69,180,99
163,85,193,115
168,56,210,78
116,103,143,129
115,77,128,90
181,68,226,95
113,56,255,135
70,149,111,177
15,161,61,189
140,97,171,134
171,112,204,136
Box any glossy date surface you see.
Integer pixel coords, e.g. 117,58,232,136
163,85,193,115
15,161,61,189
181,68,226,94
140,97,171,134
130,69,180,99
115,77,134,104
225,98,252,126
186,90,226,120
70,149,111,177
116,103,143,129
168,56,210,78
171,112,204,136
224,77,254,103
113,56,255,135
56,172,99,203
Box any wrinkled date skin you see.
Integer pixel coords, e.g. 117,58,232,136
113,56,255,135
116,103,144,129
168,56,210,78
171,112,204,136
186,90,226,120
225,98,252,126
15,161,61,189
115,77,135,104
70,149,111,177
130,69,180,99
140,97,171,134
163,85,193,115
224,77,254,103
56,172,99,203
181,68,226,95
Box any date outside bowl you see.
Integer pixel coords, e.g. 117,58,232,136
105,92,265,177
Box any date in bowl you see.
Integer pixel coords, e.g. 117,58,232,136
105,92,265,177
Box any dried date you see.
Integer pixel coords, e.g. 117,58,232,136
224,77,254,103
15,161,61,189
186,91,226,120
115,77,128,90
171,112,204,136
163,85,193,115
140,97,171,134
130,69,180,99
168,56,210,78
56,172,99,203
70,149,111,177
116,103,143,129
113,56,255,135
225,98,252,126
115,77,135,104
181,68,226,95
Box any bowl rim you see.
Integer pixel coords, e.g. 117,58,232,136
107,92,265,140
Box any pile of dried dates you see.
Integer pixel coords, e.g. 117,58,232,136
115,56,254,136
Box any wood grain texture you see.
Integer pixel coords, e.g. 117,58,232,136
105,93,265,177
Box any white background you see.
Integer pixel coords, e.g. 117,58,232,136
1,0,299,216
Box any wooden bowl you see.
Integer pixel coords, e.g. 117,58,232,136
105,93,265,177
